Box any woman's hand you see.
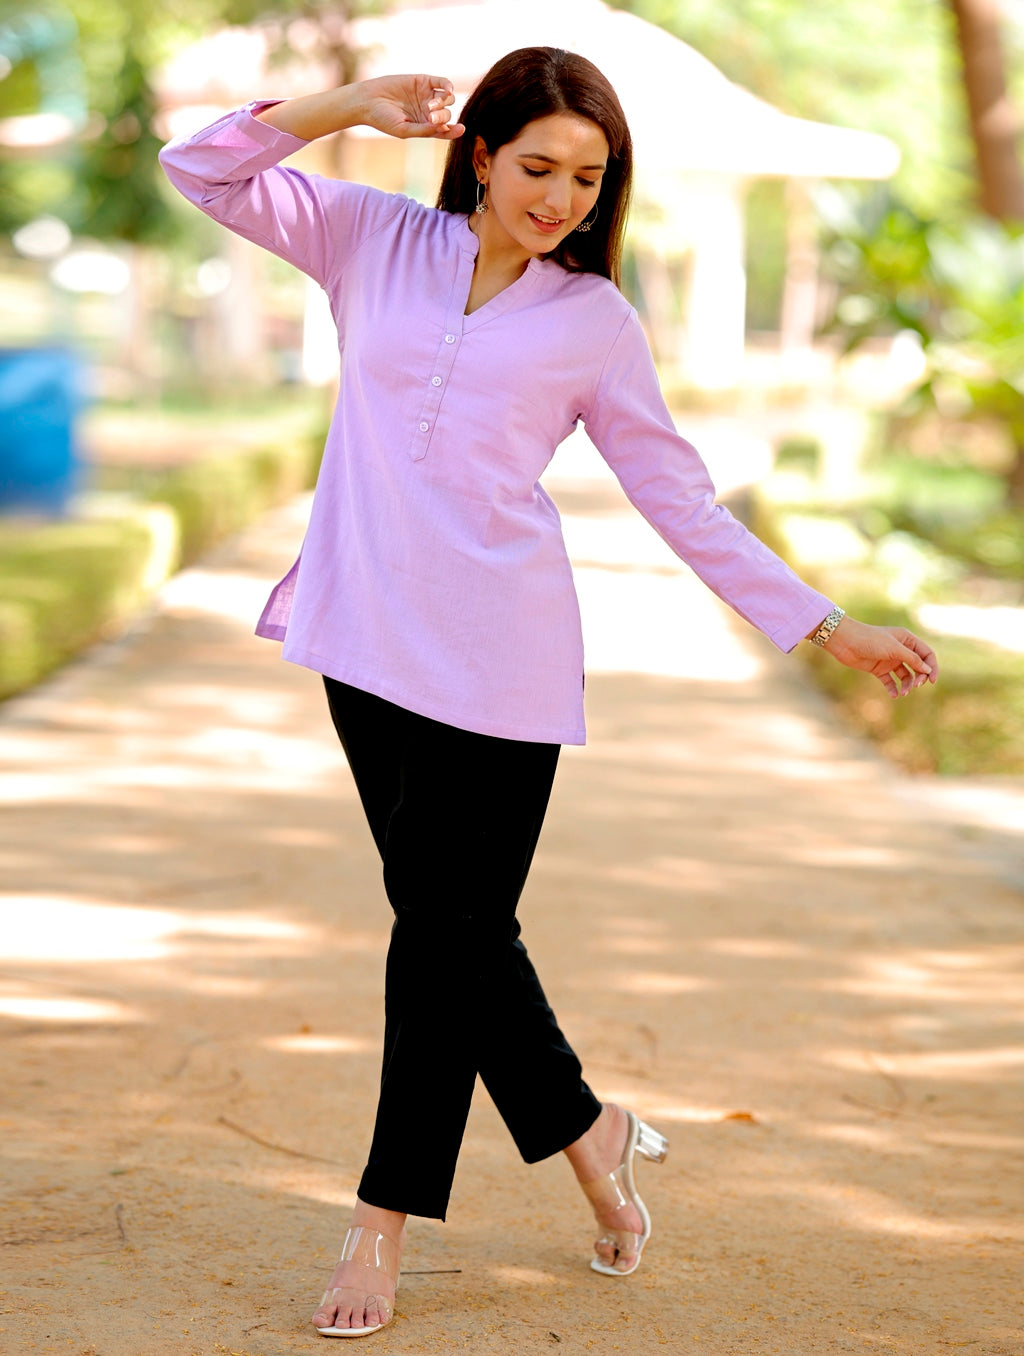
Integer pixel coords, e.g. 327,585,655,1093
357,75,465,140
254,77,463,142
822,616,938,699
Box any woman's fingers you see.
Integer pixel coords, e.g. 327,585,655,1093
828,618,938,698
898,629,939,682
422,82,463,138
877,636,937,698
399,100,464,140
427,81,454,108
406,113,465,139
882,633,937,698
879,662,916,699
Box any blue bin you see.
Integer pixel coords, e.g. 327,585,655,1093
0,348,84,515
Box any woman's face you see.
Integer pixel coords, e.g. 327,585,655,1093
471,113,608,262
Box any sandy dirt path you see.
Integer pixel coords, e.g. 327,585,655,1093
2,458,1023,1356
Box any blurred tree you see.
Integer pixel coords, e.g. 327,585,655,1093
820,189,1024,502
73,36,172,243
0,3,86,232
614,1,1024,501
940,0,1024,495
0,3,85,122
1,1,178,240
0,0,388,239
220,0,386,87
215,0,388,174
948,0,1024,220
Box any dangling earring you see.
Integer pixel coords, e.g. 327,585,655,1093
475,181,488,215
575,204,598,234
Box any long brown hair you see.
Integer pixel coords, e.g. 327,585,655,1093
436,47,633,287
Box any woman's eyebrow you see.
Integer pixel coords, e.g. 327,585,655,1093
517,152,607,171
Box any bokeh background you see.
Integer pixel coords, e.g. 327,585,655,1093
1,0,1023,773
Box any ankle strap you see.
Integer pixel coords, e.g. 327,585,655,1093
337,1225,402,1280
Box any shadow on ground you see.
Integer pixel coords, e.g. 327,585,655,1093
1,484,1022,1355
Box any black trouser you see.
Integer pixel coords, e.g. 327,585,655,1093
323,677,602,1220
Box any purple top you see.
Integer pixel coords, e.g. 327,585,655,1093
159,103,832,745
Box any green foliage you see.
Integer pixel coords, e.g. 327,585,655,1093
0,2,168,239
864,455,1007,521
0,3,87,233
751,487,1024,775
760,452,1024,581
774,435,821,473
744,179,787,330
0,423,323,702
0,41,44,118
144,440,318,566
925,511,1024,578
862,460,1024,580
74,46,172,243
0,513,168,698
818,187,1024,498
0,3,85,120
0,0,393,238
0,158,77,233
805,627,1024,776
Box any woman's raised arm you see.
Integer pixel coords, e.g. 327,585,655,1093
159,76,461,287
253,76,464,142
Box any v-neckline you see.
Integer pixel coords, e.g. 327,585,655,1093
457,216,544,330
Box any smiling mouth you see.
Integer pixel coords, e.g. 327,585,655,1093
528,212,564,227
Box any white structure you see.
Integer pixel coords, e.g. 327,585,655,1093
158,0,900,389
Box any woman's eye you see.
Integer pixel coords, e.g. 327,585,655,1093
522,167,547,178
577,178,596,189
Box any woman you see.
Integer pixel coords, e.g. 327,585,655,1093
159,47,937,1339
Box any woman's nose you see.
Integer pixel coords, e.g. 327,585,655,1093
543,176,573,215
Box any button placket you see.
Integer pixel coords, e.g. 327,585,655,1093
409,326,463,462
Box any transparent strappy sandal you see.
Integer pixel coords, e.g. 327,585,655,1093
580,1110,668,1276
313,1225,402,1338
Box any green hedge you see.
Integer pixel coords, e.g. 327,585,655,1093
145,440,318,568
0,436,322,703
752,501,1024,775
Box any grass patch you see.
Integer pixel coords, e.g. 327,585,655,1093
804,605,1024,776
753,492,1024,776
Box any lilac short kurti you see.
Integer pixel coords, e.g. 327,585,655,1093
159,104,832,745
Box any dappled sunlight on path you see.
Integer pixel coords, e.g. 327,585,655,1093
1,471,1022,1354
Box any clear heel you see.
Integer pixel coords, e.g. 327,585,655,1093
637,1120,668,1164
581,1108,668,1278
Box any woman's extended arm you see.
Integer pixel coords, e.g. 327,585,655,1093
252,76,464,142
582,310,939,700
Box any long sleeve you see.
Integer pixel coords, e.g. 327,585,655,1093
583,310,831,653
156,108,830,744
158,102,407,288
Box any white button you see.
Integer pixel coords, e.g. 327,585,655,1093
431,376,442,387
419,421,430,432
444,333,456,344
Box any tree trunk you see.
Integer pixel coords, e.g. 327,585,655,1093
948,0,1024,221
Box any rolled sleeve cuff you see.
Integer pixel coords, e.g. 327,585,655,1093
770,593,835,653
